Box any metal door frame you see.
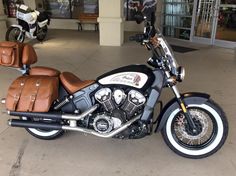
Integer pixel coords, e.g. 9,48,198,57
190,0,236,48
190,0,219,45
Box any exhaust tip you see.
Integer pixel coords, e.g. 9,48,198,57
1,98,6,104
8,119,12,126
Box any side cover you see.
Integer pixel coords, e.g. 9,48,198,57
97,65,155,90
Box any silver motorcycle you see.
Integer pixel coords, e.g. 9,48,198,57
1,13,228,159
5,4,50,43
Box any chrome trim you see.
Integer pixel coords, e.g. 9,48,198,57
62,115,141,138
8,119,12,126
1,98,6,104
178,66,185,81
69,120,77,127
180,67,185,81
167,77,177,84
61,104,99,120
172,85,181,98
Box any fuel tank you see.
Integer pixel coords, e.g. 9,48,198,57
96,65,155,90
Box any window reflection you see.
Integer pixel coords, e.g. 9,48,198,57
162,0,194,40
38,0,98,19
216,1,236,42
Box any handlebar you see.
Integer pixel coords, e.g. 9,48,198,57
129,34,146,43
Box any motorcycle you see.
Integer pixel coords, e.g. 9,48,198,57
5,4,50,43
0,13,228,159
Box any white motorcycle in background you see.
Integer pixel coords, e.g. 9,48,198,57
5,4,51,43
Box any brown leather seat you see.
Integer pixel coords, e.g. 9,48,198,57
60,72,94,94
30,66,60,77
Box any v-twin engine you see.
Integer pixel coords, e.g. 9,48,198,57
95,88,146,117
94,88,146,134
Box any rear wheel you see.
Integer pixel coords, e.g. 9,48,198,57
5,26,25,43
162,99,228,159
21,117,64,140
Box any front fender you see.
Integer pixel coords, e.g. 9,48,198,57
10,25,23,30
155,92,210,132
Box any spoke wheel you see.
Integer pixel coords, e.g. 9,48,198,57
6,27,25,43
172,108,216,149
162,99,228,159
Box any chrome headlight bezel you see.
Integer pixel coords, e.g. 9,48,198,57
177,66,185,82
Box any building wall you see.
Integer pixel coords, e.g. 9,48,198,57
6,0,162,32
0,1,7,40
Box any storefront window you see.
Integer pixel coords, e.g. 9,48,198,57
216,0,236,42
71,0,98,19
40,0,98,19
42,0,71,18
3,0,98,19
124,0,157,21
162,0,194,40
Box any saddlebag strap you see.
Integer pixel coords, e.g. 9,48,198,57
28,80,41,112
12,78,27,110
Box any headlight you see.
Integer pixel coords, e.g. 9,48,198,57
177,66,185,82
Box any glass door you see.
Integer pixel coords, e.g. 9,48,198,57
191,0,236,47
191,0,219,44
214,1,236,48
162,0,195,40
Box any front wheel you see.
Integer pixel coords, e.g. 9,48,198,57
5,26,25,43
162,99,228,159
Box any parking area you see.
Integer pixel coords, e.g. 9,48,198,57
0,30,236,176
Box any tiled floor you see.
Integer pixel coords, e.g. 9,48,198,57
0,30,235,176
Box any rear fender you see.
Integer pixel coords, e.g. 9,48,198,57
155,92,210,132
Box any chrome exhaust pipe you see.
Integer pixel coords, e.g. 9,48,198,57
62,114,141,138
9,104,99,121
8,114,141,138
61,104,99,120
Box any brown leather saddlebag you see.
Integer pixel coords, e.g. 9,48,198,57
6,75,59,112
0,42,24,68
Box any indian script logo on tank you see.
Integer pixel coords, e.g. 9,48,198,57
111,73,142,87
99,72,148,89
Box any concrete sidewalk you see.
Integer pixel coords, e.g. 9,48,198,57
0,30,235,176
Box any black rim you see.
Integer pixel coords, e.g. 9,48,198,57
9,28,23,42
171,107,218,150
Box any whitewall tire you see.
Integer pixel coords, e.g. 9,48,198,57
21,117,64,140
161,100,228,159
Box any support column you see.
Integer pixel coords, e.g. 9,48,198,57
98,0,124,46
0,2,7,41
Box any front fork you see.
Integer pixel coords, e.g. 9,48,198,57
17,30,25,41
165,72,197,132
